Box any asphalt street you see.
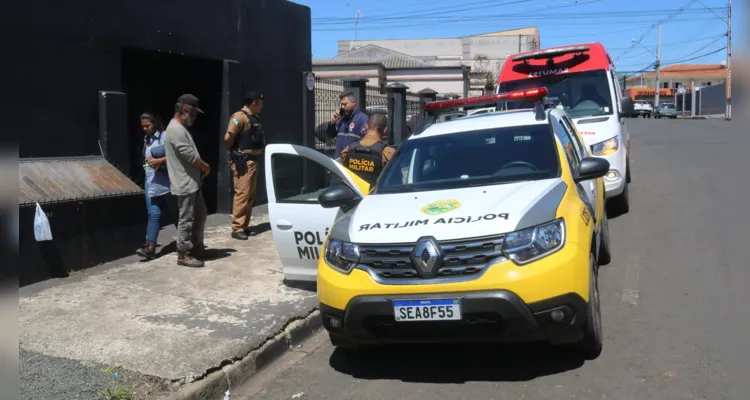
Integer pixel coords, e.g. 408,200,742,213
235,118,749,400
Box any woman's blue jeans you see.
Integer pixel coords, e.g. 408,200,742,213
145,184,178,245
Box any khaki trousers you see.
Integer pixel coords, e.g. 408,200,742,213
230,158,259,233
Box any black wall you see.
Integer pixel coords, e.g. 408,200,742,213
18,197,147,287
9,0,312,286
11,0,313,210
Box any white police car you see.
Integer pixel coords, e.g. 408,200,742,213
262,88,613,357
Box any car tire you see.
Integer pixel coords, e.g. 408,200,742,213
608,180,630,215
598,212,612,266
578,253,603,360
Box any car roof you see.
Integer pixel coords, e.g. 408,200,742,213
409,108,556,140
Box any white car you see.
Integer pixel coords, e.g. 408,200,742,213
263,88,612,357
263,88,611,282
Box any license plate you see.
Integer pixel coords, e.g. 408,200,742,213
393,299,461,322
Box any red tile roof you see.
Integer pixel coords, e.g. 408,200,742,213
626,64,728,81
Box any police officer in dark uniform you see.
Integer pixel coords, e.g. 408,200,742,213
339,114,395,186
224,91,266,240
326,91,369,160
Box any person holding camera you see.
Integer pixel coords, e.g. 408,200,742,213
225,91,266,240
326,92,369,160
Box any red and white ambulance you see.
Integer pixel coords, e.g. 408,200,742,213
496,43,634,214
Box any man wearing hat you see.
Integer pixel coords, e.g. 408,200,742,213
164,94,211,267
224,91,266,240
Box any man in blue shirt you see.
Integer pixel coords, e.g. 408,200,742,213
326,92,369,159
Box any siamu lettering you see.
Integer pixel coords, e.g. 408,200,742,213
359,213,509,231
347,159,375,173
528,68,569,77
294,228,329,260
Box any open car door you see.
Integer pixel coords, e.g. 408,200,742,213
264,144,370,282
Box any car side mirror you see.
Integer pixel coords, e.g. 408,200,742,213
575,157,610,182
620,97,635,118
318,184,360,210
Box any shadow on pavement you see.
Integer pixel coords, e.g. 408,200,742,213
199,248,236,261
606,203,629,220
329,342,585,383
250,222,272,235
144,244,236,262
283,280,318,292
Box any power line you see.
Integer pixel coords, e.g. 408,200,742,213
612,0,700,61
313,0,534,22
312,6,724,21
660,35,727,63
609,34,727,50
313,0,602,31
663,46,727,65
619,47,727,71
312,16,719,32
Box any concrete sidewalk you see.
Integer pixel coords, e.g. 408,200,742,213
676,113,730,120
20,208,320,400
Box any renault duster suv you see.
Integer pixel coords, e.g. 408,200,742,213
263,88,613,359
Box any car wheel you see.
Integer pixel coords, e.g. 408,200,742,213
598,212,612,266
577,253,603,360
608,180,630,216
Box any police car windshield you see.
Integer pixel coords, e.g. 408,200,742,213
374,124,561,194
498,70,614,119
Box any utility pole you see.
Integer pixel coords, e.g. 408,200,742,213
654,20,662,107
726,0,732,119
354,10,361,42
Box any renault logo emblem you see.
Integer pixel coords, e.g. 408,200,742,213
410,237,444,279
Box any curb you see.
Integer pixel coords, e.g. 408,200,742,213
162,310,323,400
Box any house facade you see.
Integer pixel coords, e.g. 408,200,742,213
626,64,728,91
313,27,541,97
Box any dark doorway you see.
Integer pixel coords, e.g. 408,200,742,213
121,48,223,214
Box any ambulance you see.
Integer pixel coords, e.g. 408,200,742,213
496,43,635,214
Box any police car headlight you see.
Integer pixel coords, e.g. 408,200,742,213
502,218,565,265
324,238,361,273
591,137,619,156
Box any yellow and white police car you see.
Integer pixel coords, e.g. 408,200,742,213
263,88,612,359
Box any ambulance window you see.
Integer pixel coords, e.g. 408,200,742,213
610,71,622,114
271,153,336,203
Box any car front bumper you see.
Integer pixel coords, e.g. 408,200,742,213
595,146,627,197
321,291,588,345
317,239,592,345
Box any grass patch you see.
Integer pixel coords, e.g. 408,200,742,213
97,366,134,400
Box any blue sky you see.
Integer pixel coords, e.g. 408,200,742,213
293,0,732,73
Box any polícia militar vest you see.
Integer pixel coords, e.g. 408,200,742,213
343,141,387,185
235,110,265,151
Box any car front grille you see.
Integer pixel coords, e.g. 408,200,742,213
357,235,506,281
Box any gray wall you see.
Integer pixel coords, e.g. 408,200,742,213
674,83,728,116
698,84,728,115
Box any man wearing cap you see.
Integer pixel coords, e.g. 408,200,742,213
164,94,211,267
224,91,266,240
